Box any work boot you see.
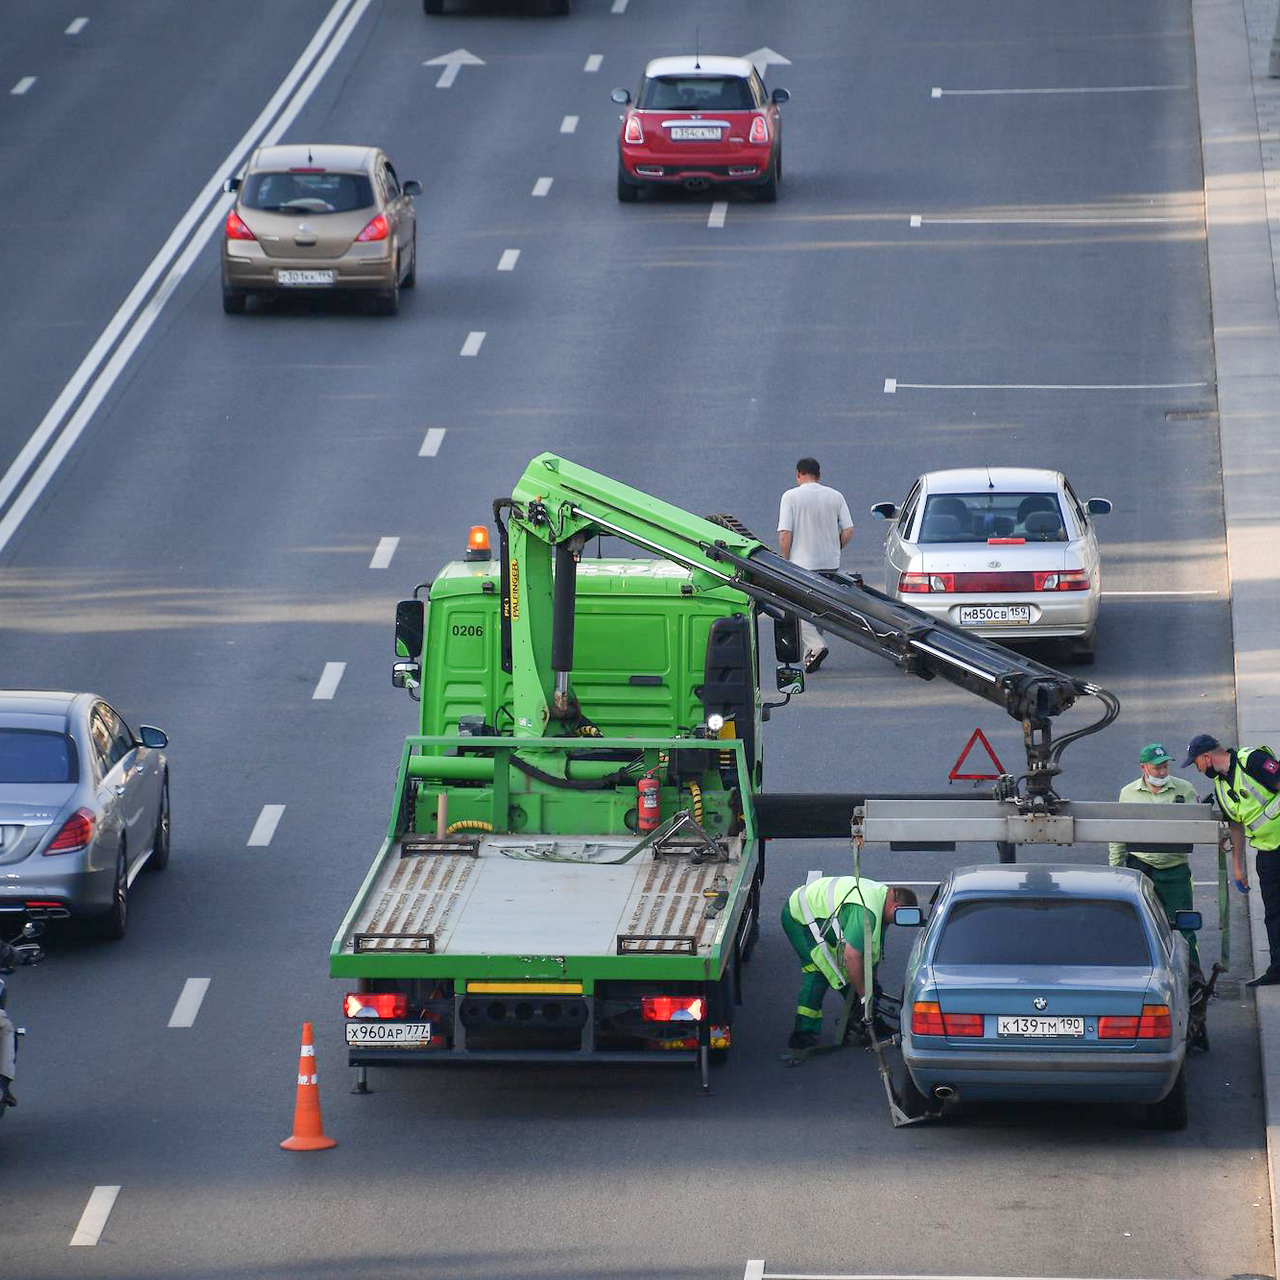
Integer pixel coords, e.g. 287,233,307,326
803,647,829,674
0,1075,15,1107
787,1030,819,1052
1246,968,1280,989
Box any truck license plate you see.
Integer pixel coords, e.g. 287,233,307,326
996,1016,1084,1038
957,605,1031,625
345,1020,432,1045
276,269,334,286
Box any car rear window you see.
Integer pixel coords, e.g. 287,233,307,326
240,171,374,214
641,76,754,110
0,729,78,784
917,492,1067,544
934,898,1151,966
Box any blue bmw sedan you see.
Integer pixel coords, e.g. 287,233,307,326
898,865,1197,1128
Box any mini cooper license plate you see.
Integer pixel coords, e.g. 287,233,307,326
669,126,722,141
957,605,1032,625
277,269,335,286
345,1020,432,1045
997,1016,1084,1038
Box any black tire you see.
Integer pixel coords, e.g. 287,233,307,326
222,287,246,315
1146,1063,1188,1129
757,155,779,203
94,845,128,941
739,881,761,964
375,269,400,316
1071,628,1097,666
403,237,417,289
617,165,639,203
145,776,170,873
548,0,570,12
898,1067,934,1119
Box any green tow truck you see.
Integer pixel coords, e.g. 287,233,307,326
331,454,1187,1092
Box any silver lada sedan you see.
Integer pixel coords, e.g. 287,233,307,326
0,691,169,940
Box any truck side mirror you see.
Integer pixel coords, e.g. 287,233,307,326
773,614,802,664
392,661,419,690
395,599,425,659
893,906,923,927
1173,909,1202,931
775,665,804,696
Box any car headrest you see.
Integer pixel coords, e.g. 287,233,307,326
920,514,962,540
1024,511,1064,539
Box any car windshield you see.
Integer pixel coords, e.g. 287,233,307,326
916,492,1067,544
934,898,1152,966
0,728,78,784
240,171,374,214
641,76,753,110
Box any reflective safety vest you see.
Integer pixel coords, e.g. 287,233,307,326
1215,748,1280,851
786,876,888,991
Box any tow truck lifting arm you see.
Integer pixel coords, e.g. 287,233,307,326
498,453,1117,804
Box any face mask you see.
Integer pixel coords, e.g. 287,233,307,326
1145,772,1172,789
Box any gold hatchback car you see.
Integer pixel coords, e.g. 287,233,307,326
221,144,420,315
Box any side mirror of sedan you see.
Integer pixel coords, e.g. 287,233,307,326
137,726,168,749
1173,909,1203,931
870,502,897,520
403,179,423,197
1086,498,1112,516
610,88,631,105
222,176,241,194
894,906,923,927
771,87,790,105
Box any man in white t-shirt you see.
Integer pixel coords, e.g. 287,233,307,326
777,457,854,672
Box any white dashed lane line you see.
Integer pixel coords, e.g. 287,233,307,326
70,1186,121,1246
708,202,728,229
419,427,446,457
11,77,36,95
370,536,400,568
460,331,485,357
247,805,285,847
584,54,602,73
611,0,628,12
168,978,211,1028
66,17,89,34
312,662,346,700
498,249,520,271
560,115,579,133
532,177,553,197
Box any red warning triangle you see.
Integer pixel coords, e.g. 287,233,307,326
949,727,1005,782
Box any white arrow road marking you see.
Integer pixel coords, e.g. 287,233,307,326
312,662,346,700
498,249,520,271
66,18,89,34
248,805,286,846
419,427,446,456
708,202,727,228
11,77,36,95
584,54,602,73
460,331,485,357
744,46,791,77
532,177,553,196
370,536,400,568
423,48,484,89
168,979,211,1028
70,1187,120,1246
560,115,579,133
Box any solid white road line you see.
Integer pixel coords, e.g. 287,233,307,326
70,1186,121,1246
66,18,89,34
709,202,728,228
460,331,486,357
884,379,1207,393
1105,589,1219,596
749,1273,1175,1280
370,536,399,568
909,215,922,228
584,54,603,73
933,84,1186,98
805,869,822,885
611,0,628,11
498,249,520,271
11,77,36,95
560,115,579,133
419,427,446,457
532,177,553,197
912,214,1195,227
0,0,369,560
312,661,346,700
248,805,285,847
168,978,211,1028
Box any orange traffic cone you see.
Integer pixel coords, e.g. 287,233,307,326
280,1022,337,1151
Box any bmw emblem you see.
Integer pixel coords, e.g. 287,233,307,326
1033,996,1047,1011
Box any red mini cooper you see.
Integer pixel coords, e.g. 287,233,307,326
612,55,790,202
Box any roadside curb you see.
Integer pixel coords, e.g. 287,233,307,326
1192,0,1280,1273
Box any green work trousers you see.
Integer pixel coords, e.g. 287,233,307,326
781,901,836,1034
1128,857,1200,969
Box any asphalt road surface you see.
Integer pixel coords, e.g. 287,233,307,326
0,2,1268,1277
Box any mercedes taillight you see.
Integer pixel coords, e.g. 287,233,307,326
45,808,94,854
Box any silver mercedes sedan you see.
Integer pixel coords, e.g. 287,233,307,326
0,691,169,940
871,467,1111,663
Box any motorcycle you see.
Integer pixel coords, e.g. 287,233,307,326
0,920,45,1124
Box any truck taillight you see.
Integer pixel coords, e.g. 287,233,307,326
1098,1005,1171,1039
910,1002,982,1036
624,114,644,144
748,115,769,144
343,992,407,1018
224,210,256,241
899,572,953,593
641,995,705,1022
45,808,94,853
1032,570,1090,592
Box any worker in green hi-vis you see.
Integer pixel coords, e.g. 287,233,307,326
780,875,919,1052
1108,742,1202,974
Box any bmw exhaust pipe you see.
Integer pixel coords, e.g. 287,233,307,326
933,1085,956,1101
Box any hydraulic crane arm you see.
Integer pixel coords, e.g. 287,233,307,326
498,454,1117,803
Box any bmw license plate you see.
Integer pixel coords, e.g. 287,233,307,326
276,269,334,286
345,1020,432,1045
670,126,722,141
997,1016,1084,1038
957,605,1031,625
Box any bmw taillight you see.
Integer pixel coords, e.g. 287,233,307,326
356,214,389,242
224,210,256,241
343,992,408,1018
623,114,644,144
641,995,705,1022
899,572,954,593
45,808,95,854
1033,569,1090,592
1098,1005,1172,1039
748,115,769,144
910,1002,983,1036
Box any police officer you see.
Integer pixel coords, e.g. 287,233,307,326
780,875,918,1051
1185,732,1280,987
1108,743,1201,971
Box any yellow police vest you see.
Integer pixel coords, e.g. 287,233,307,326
1214,748,1280,851
786,876,888,990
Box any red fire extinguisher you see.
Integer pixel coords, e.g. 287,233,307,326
637,772,661,831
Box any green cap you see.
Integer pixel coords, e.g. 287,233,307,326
1139,743,1174,765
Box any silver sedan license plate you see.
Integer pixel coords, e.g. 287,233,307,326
345,1020,432,1045
277,269,335,287
957,605,1031,625
997,1016,1084,1038
670,126,722,141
